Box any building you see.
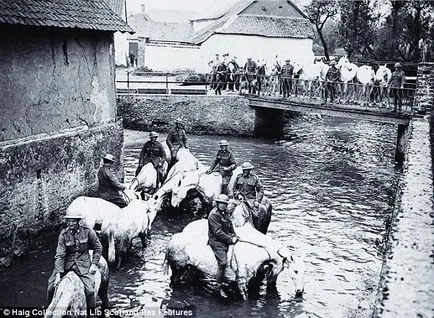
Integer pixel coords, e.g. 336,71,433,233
0,0,133,267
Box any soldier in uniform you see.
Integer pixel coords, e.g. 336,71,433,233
280,59,294,97
136,131,167,187
208,53,221,90
215,61,228,95
97,154,127,208
244,57,257,94
324,60,340,103
46,208,102,315
207,140,237,195
207,194,239,298
233,162,264,211
388,62,406,112
166,118,188,166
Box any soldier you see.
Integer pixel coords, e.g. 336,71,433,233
233,162,264,211
97,154,127,208
280,59,294,97
207,194,239,299
215,61,228,95
46,208,102,316
166,118,188,166
244,57,257,94
388,62,406,112
136,131,167,187
324,60,340,103
207,140,237,195
208,53,221,90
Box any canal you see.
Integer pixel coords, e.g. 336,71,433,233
0,116,400,317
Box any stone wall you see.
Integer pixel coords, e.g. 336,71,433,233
413,62,434,114
118,95,256,136
0,121,124,267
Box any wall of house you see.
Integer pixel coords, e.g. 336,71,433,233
0,27,117,142
198,34,315,70
114,32,130,66
0,26,123,267
143,42,201,72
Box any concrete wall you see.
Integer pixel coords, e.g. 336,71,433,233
0,26,117,142
118,95,255,135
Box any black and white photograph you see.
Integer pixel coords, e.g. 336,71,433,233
0,0,433,317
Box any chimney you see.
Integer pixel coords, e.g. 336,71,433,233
141,3,146,13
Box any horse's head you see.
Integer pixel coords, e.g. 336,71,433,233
230,201,252,227
357,65,375,85
277,248,305,297
375,64,391,86
171,171,198,207
337,55,350,69
122,189,141,204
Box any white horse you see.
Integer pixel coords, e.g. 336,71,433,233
356,65,376,104
104,199,157,269
44,252,110,318
337,56,359,102
165,219,305,300
373,64,392,105
129,161,169,194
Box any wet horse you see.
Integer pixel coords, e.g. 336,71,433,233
165,219,305,300
129,161,169,195
337,56,358,102
373,64,392,105
356,65,376,104
44,252,109,318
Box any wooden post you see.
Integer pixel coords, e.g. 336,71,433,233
395,123,409,164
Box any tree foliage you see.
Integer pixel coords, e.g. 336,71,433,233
305,0,338,60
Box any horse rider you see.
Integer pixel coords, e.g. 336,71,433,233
97,153,128,208
233,162,264,212
46,208,102,316
244,57,257,94
136,131,167,187
388,62,406,112
215,60,228,95
206,140,237,195
324,60,340,103
280,59,294,98
207,194,239,299
166,118,188,166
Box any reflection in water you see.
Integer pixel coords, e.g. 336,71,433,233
0,116,399,318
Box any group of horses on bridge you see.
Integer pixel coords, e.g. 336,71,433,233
45,145,305,316
208,55,414,110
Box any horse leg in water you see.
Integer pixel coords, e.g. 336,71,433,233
139,231,148,247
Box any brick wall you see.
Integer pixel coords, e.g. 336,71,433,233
413,62,434,114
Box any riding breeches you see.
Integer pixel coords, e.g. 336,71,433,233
46,269,96,307
221,175,232,195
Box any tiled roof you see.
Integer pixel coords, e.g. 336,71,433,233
103,0,124,18
219,15,314,39
0,0,134,33
128,15,192,42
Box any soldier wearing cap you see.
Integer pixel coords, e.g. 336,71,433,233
136,131,167,186
207,140,237,195
207,194,239,298
233,162,264,210
324,60,340,103
280,59,294,97
244,57,258,94
388,62,406,112
97,153,127,208
166,118,188,166
46,208,102,314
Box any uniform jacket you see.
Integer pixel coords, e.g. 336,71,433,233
216,63,228,74
209,149,236,177
389,70,406,88
281,64,294,78
138,140,166,168
166,128,188,149
54,225,102,275
326,66,340,82
233,173,264,202
244,60,257,75
207,207,236,251
97,165,125,201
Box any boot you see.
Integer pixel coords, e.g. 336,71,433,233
86,293,96,318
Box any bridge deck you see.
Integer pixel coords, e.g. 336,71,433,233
249,96,412,125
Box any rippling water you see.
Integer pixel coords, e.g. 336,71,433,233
0,116,399,318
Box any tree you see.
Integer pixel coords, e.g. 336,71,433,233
337,0,377,59
305,0,339,60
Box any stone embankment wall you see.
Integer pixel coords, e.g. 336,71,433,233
117,95,256,136
0,122,124,267
373,63,434,317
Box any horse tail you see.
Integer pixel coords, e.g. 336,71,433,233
108,225,116,264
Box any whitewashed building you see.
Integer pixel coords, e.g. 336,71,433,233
121,0,315,72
